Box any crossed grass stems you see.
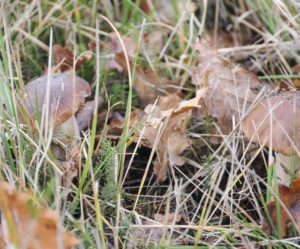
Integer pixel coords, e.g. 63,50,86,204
0,0,300,248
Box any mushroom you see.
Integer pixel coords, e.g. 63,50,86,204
23,73,91,127
22,72,100,178
242,91,300,184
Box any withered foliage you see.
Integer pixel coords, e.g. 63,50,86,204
192,39,261,135
263,178,300,237
0,182,79,249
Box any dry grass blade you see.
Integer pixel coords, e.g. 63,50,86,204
2,0,300,248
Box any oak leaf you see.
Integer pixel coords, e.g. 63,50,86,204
107,90,205,182
0,182,79,249
263,178,300,237
192,39,261,135
137,89,206,182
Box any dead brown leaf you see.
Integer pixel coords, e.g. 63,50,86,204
208,29,236,49
107,89,205,183
108,109,143,137
262,178,300,237
292,64,300,88
242,91,300,156
49,44,93,73
192,39,261,136
144,106,189,182
0,182,79,249
105,32,178,105
52,45,74,72
143,29,169,56
108,33,136,57
107,90,204,182
105,33,136,73
115,53,178,105
137,89,205,182
154,212,182,223
139,0,154,14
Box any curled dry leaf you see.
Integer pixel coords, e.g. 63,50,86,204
105,33,136,73
52,45,74,72
263,178,300,237
50,44,93,73
146,102,190,181
151,91,205,182
107,91,205,183
135,89,205,182
108,33,136,57
192,39,261,136
108,89,205,182
115,53,178,105
0,181,79,249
